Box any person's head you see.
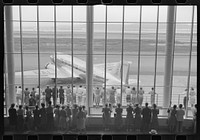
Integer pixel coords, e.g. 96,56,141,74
25,88,28,91
19,105,23,109
19,86,21,88
80,85,82,88
140,87,143,90
41,103,45,108
11,103,15,108
135,104,139,107
55,105,59,108
67,105,70,109
67,85,70,88
25,106,29,110
179,104,183,109
62,106,65,109
191,87,194,90
132,87,135,90
195,104,197,109
82,105,85,109
79,106,82,111
15,86,17,88
32,87,35,90
35,105,39,109
145,102,148,107
97,87,99,89
30,94,33,98
60,86,63,88
152,87,154,90
37,85,39,88
153,104,157,109
127,86,130,88
109,103,111,107
48,101,52,106
47,85,49,88
112,86,114,89
105,104,108,107
185,89,188,91
173,105,177,109
117,103,121,108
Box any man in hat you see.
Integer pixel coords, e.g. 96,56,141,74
52,86,58,106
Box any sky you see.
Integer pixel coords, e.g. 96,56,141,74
9,5,197,23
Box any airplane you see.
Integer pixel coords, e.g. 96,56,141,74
15,54,139,88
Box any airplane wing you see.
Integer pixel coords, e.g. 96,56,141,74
94,62,119,73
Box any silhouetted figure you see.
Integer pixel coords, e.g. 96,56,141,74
17,105,24,131
141,103,151,132
45,85,52,106
52,86,58,106
176,104,185,133
102,104,112,131
24,88,30,106
168,105,177,133
8,103,17,131
54,105,60,130
59,106,67,131
71,104,78,130
76,106,86,134
33,105,41,131
126,104,134,131
24,106,33,131
114,103,123,130
59,86,65,105
150,104,159,131
46,101,54,131
65,105,72,130
134,104,142,132
39,103,47,131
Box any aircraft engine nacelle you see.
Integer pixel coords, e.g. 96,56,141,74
45,63,55,70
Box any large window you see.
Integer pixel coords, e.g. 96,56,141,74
4,6,197,118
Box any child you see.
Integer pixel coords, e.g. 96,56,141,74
176,104,185,133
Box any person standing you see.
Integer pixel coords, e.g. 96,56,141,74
150,104,159,131
109,86,116,107
168,105,177,133
82,105,87,131
82,87,87,106
59,86,65,105
193,104,197,133
65,105,72,130
66,85,72,104
138,87,144,107
31,88,36,99
8,103,17,131
35,88,40,107
29,94,36,106
45,85,52,106
126,104,134,131
54,105,60,130
46,101,54,131
24,106,33,131
141,103,151,132
71,104,78,130
189,87,196,107
94,87,101,107
76,106,86,134
102,104,112,131
176,104,185,133
182,89,189,109
16,105,24,132
24,88,30,106
77,85,83,105
52,86,58,107
131,87,137,106
33,105,41,131
149,88,156,106
134,104,142,132
73,85,77,104
125,86,132,104
116,87,121,104
59,106,67,131
16,86,22,106
114,103,123,130
39,103,47,131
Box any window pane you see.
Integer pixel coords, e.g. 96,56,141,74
39,6,54,21
21,6,37,21
56,6,71,21
124,6,140,22
94,5,105,22
73,6,86,22
107,6,123,22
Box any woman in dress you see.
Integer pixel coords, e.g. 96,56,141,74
94,87,101,107
189,87,196,107
131,87,137,106
8,103,17,131
39,103,47,131
76,106,86,133
102,104,112,131
114,103,123,130
59,106,67,131
168,105,177,133
134,104,142,132
126,104,134,131
16,105,24,131
138,87,144,106
54,105,60,130
126,86,132,104
150,104,159,131
24,88,30,106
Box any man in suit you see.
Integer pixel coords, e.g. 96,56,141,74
141,102,151,132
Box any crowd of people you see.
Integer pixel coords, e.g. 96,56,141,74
8,101,88,133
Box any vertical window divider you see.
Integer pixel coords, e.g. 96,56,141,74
137,6,142,97
120,6,125,105
154,6,159,106
169,6,177,107
4,56,7,115
19,6,24,105
54,6,57,101
186,6,195,117
71,6,74,105
104,6,108,106
37,6,41,107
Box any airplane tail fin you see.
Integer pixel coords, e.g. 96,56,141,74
110,61,131,85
